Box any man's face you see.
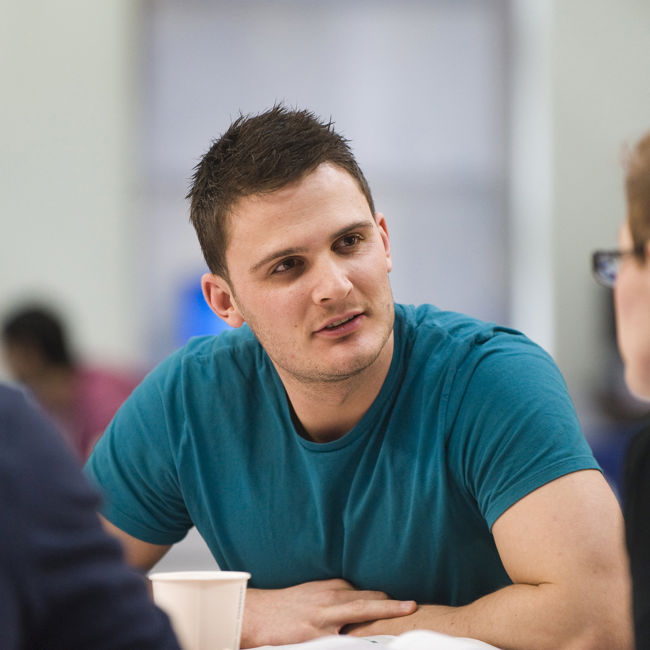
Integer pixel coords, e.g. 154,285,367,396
211,162,395,385
614,220,650,399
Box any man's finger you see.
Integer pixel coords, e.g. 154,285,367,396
335,589,391,602
329,598,417,626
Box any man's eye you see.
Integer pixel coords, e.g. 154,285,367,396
336,234,363,249
272,258,300,274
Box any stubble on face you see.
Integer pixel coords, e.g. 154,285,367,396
220,163,396,392
230,283,395,386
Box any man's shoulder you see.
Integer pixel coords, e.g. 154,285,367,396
396,303,526,348
394,303,552,387
169,325,261,365
145,326,265,392
107,327,270,427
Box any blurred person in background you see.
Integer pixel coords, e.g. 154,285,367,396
1,304,141,462
87,105,632,649
592,130,650,648
0,382,181,649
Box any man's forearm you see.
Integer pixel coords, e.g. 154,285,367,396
241,580,416,648
345,582,633,650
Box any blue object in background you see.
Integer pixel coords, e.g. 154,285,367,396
176,277,231,346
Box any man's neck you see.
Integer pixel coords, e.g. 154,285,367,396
278,339,394,444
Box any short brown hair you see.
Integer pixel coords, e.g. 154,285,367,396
187,105,375,279
625,131,650,252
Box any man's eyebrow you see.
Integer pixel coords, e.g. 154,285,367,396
248,219,375,274
331,219,375,240
249,246,307,274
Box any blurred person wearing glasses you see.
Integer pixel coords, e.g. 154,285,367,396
592,131,650,649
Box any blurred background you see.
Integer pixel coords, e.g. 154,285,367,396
2,0,650,568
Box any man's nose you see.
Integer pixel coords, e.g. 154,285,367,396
311,256,353,303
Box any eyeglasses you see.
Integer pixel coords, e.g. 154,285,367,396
591,247,644,288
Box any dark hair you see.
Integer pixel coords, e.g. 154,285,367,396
1,306,74,367
625,131,650,252
187,104,375,280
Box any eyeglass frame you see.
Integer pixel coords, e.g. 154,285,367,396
591,245,645,288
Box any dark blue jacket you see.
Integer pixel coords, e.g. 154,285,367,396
0,384,180,649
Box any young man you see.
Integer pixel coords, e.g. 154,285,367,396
86,106,633,649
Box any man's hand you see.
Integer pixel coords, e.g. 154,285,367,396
240,578,417,648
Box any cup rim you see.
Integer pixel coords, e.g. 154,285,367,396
149,570,251,582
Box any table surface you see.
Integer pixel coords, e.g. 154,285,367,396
250,630,500,650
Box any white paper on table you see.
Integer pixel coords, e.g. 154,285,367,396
250,629,500,649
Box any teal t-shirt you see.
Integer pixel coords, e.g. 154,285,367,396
85,303,599,606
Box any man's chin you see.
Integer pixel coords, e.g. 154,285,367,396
304,355,381,384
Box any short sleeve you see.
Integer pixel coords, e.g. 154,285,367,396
445,331,600,529
84,360,193,545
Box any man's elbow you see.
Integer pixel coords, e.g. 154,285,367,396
570,591,634,650
569,623,632,650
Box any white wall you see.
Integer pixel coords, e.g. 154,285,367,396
509,0,650,425
551,0,650,411
0,1,143,375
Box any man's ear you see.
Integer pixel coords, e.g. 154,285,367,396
375,212,393,273
201,273,245,328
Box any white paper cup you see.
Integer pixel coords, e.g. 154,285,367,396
149,570,251,650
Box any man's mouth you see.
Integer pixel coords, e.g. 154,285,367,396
317,313,363,334
324,315,357,329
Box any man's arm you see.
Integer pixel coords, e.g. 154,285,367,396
99,517,417,648
99,515,171,571
241,580,417,647
345,470,633,649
